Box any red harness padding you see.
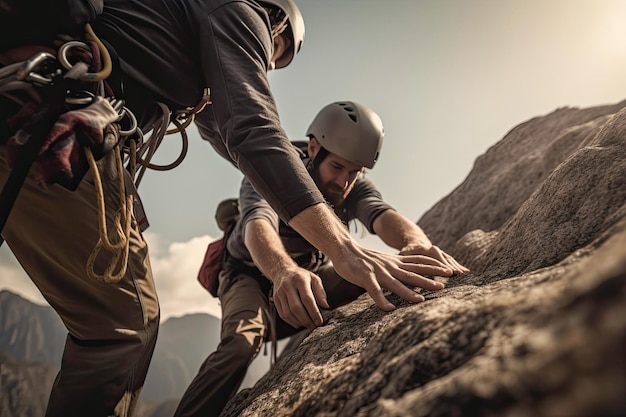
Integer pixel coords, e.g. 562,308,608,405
197,222,235,298
5,96,118,188
0,73,69,246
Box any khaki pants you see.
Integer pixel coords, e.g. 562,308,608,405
173,262,364,417
0,150,160,417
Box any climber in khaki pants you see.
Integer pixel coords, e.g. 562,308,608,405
0,147,159,416
176,101,469,417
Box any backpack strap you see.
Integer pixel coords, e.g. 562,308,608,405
0,73,69,246
0,26,134,283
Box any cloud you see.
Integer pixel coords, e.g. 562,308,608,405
2,229,389,324
0,254,46,306
0,233,222,322
144,232,222,321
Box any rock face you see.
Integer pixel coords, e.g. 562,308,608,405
221,101,626,417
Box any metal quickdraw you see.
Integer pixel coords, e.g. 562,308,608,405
1,23,205,282
0,24,136,284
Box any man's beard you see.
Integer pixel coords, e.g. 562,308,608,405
324,185,347,207
313,168,347,207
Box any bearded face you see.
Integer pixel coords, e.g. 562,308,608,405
311,152,363,207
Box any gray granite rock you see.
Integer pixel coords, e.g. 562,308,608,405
221,101,626,417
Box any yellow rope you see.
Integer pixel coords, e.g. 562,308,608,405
76,23,132,283
76,22,195,282
84,126,134,283
82,23,112,81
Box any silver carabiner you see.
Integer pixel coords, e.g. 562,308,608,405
117,107,138,137
16,52,57,81
24,72,53,85
57,41,91,71
65,90,96,106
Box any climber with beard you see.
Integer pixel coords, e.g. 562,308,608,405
2,1,463,416
177,101,469,417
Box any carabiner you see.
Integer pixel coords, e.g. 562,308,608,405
117,107,138,137
57,41,92,71
65,90,96,107
16,52,57,81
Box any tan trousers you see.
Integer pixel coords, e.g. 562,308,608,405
0,150,160,417
173,262,365,417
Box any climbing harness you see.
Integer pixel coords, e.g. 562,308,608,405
0,23,206,283
268,289,278,366
0,71,69,251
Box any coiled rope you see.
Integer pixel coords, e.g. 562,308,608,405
1,23,196,283
82,24,194,282
84,127,133,283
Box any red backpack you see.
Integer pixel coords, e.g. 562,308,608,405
197,198,239,297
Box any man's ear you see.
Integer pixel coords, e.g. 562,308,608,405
308,136,320,158
269,34,289,70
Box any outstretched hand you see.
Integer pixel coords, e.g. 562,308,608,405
329,243,452,313
272,245,452,330
398,244,469,275
289,204,461,317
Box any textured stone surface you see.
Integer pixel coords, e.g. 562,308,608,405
221,101,626,417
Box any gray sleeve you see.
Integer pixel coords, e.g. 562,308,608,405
195,2,324,223
345,176,395,234
225,176,280,262
238,177,280,233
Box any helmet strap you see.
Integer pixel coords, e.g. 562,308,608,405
311,145,329,170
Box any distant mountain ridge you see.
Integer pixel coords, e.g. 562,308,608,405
144,312,221,401
0,290,66,366
0,289,276,416
1,351,57,417
0,290,221,416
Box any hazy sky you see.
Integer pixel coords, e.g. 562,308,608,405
2,0,626,321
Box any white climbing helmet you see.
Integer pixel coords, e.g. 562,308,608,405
260,0,305,68
306,101,384,169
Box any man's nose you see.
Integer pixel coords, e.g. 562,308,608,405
335,172,349,188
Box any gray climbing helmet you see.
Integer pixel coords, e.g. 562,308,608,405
260,0,305,68
306,101,384,168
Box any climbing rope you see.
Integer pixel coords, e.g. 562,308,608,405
52,24,133,283
83,23,112,81
1,22,202,283
68,24,199,282
84,129,134,283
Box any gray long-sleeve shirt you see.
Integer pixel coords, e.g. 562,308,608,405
92,0,323,222
226,142,394,265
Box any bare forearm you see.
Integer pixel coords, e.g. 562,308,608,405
287,203,356,259
244,219,298,283
246,217,329,330
373,209,432,251
289,203,452,313
373,210,469,274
